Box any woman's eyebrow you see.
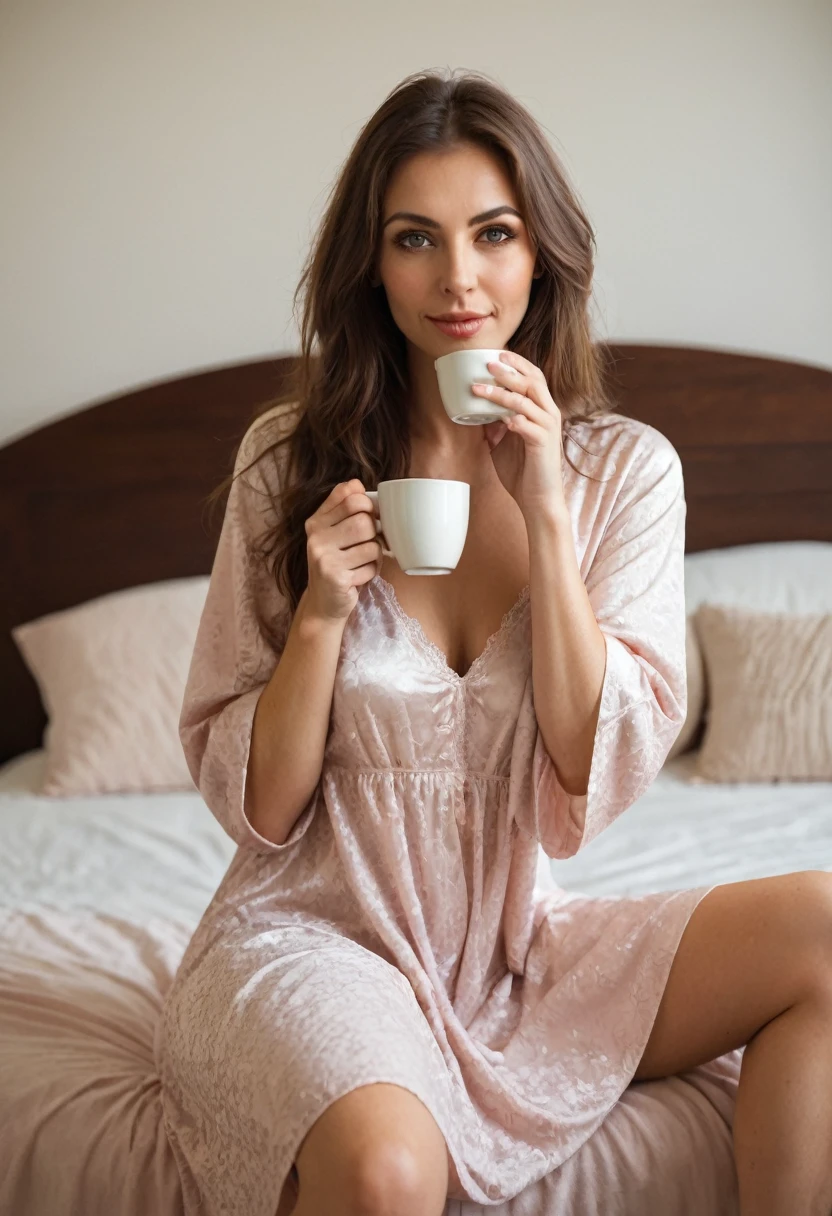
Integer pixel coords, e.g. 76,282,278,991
382,205,523,231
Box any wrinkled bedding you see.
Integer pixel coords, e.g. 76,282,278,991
2,747,830,1215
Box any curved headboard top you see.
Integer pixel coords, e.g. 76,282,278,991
2,342,831,763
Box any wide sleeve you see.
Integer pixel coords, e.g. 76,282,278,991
525,428,688,860
178,405,318,855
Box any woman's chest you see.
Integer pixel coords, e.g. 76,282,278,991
377,483,530,681
329,560,533,773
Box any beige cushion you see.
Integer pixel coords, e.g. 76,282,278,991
693,604,832,783
11,578,208,795
666,616,706,760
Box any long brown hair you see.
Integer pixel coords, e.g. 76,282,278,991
207,67,621,615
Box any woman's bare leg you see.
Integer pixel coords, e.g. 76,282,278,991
633,870,832,1215
733,987,832,1214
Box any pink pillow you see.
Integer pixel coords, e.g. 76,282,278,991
11,578,208,795
693,603,832,782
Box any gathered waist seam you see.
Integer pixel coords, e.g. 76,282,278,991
324,763,511,783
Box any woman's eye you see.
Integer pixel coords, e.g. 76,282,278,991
395,225,517,252
398,232,430,250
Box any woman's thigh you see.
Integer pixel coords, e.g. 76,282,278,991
634,869,832,1082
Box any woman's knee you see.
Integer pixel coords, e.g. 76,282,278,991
349,1137,446,1215
294,1081,449,1215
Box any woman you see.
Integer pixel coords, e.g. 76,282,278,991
158,69,832,1216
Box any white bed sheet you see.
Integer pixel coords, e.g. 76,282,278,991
0,750,235,922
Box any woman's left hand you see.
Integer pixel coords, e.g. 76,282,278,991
475,351,567,520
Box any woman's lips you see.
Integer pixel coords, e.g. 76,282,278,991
429,316,489,338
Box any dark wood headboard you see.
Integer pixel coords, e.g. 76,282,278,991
2,343,830,764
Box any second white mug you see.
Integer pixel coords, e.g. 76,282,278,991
367,479,470,575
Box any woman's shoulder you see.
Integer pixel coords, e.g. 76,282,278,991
239,399,303,462
565,411,682,487
235,400,304,492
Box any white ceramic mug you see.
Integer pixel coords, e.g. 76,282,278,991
366,479,470,575
434,348,520,425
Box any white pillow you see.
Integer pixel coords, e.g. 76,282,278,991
685,541,832,615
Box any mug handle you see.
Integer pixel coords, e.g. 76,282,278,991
365,491,395,557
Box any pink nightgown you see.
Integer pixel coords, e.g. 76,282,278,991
156,400,720,1214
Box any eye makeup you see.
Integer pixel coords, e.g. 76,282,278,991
393,224,519,253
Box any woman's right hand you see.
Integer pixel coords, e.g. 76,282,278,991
303,479,384,624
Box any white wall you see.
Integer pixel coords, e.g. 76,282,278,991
1,0,830,446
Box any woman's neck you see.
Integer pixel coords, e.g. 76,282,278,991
406,429,499,493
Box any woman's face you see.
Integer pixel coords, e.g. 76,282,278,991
375,143,540,358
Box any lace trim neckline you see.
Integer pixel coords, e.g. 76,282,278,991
373,574,531,685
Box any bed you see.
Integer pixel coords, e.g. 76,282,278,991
1,343,831,1215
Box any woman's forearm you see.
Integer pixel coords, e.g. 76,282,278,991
527,509,607,797
244,588,346,845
